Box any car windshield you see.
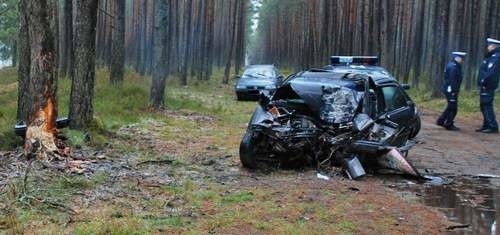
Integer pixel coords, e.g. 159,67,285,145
243,67,274,78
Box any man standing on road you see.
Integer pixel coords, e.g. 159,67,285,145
476,38,500,134
437,52,466,131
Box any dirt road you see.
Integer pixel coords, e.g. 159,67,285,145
411,111,500,177
399,110,500,234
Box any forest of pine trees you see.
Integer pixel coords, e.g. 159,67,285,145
12,0,248,157
252,0,500,96
93,0,247,82
2,0,500,155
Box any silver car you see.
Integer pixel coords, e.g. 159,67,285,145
235,65,283,101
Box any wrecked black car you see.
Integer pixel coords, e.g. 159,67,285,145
239,56,421,179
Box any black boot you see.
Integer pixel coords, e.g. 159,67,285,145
445,124,460,131
481,128,499,134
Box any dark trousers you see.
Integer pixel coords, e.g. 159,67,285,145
437,92,458,127
480,91,498,130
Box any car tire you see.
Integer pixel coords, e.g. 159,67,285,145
236,93,243,101
239,131,258,169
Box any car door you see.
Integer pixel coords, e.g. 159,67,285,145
379,85,414,128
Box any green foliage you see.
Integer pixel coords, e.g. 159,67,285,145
0,0,19,60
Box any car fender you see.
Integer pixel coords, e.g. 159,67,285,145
248,105,274,127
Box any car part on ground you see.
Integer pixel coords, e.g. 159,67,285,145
15,117,70,137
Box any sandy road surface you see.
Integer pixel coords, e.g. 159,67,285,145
411,111,500,178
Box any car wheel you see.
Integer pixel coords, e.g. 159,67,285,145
236,93,242,101
239,131,258,169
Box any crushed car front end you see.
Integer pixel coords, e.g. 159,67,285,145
239,68,421,179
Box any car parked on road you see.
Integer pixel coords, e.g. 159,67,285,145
235,65,283,101
239,56,421,179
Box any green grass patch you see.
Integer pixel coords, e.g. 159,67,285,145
408,88,500,115
74,216,150,235
221,191,254,204
0,168,112,233
333,219,357,234
0,67,22,149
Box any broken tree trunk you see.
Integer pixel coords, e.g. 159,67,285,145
24,0,62,160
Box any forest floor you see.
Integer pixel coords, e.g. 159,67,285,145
0,67,499,234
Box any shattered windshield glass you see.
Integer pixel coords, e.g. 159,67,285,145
320,86,359,124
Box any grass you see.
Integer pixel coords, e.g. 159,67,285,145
0,170,109,234
408,88,500,116
0,68,22,149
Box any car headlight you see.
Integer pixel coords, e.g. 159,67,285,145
236,84,245,89
265,85,276,89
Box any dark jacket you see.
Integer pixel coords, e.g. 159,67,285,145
478,47,500,91
442,60,462,94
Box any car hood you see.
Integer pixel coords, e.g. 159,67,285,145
272,77,362,123
237,77,276,87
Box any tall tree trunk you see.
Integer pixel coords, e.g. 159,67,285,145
17,0,31,122
150,0,169,109
67,0,74,79
69,0,98,129
192,0,204,79
180,0,192,86
223,0,238,84
138,0,148,75
234,0,246,75
24,0,60,159
110,0,126,85
51,0,59,76
203,0,215,81
12,40,17,67
58,0,73,78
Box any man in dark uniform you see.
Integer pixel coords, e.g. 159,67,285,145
476,38,500,134
437,52,466,131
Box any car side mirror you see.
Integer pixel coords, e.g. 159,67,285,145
278,75,284,80
401,84,411,90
